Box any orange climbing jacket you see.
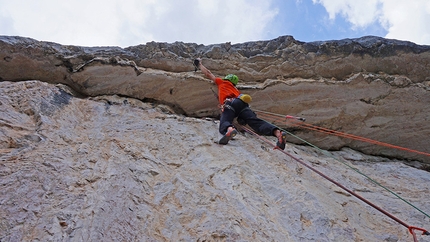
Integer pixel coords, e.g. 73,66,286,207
214,77,240,105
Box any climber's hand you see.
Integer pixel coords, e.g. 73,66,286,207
193,58,201,72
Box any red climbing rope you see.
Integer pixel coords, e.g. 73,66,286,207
254,110,430,157
238,124,429,241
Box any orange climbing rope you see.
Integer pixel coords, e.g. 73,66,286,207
254,109,430,157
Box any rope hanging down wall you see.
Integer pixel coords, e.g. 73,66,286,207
235,118,429,242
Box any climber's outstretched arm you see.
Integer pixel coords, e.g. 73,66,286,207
197,59,216,82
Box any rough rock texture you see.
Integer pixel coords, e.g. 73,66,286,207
1,35,429,162
1,81,429,241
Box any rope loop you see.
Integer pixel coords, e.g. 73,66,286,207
408,226,429,242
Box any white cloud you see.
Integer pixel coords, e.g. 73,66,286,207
0,0,122,46
312,0,381,28
380,0,430,45
313,0,430,45
0,0,279,47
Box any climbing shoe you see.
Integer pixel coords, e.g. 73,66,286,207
276,131,287,150
219,128,238,145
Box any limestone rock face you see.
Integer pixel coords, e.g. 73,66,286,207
1,35,429,162
1,81,429,241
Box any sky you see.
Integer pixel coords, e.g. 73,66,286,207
0,0,429,47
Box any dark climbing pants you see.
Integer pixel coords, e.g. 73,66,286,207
219,98,277,136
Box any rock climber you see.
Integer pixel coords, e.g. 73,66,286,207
194,58,287,149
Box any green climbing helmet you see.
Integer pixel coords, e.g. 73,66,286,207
223,74,239,85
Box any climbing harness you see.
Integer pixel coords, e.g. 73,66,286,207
237,123,429,241
218,98,235,113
